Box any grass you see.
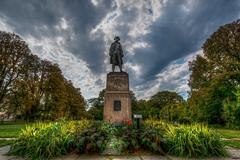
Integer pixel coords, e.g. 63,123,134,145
223,140,240,149
216,129,240,149
0,140,14,147
217,129,240,139
0,124,26,138
0,122,27,147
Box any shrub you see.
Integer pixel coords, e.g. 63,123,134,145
74,122,108,153
140,128,165,155
74,122,139,154
9,120,92,159
144,119,171,131
76,122,140,154
121,126,140,152
107,136,127,154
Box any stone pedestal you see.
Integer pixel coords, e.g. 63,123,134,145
104,72,132,123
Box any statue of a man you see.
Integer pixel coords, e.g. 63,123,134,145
109,36,123,72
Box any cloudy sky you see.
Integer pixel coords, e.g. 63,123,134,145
0,0,239,99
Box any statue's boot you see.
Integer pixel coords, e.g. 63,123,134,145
112,65,115,72
119,65,122,72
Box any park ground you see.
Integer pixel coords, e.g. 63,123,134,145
0,122,240,159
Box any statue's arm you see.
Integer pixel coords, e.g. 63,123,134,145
109,44,113,56
120,44,123,57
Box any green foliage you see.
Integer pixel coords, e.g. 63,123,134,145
0,31,31,106
223,140,240,149
97,123,139,154
164,124,227,157
189,74,239,123
140,127,165,154
0,140,14,147
188,19,240,124
210,129,240,149
75,122,108,153
9,120,93,159
143,119,228,158
8,120,229,159
133,91,186,122
149,91,184,109
9,120,139,159
87,89,105,120
223,87,240,129
217,129,240,139
107,137,128,154
0,124,26,138
0,31,86,121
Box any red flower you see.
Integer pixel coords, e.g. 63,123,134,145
126,119,132,125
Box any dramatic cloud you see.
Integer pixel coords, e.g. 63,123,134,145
0,0,239,99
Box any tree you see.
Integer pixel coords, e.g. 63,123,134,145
188,19,240,124
149,91,184,109
0,31,31,107
87,89,105,120
0,31,87,121
133,91,185,120
64,80,86,120
223,87,240,129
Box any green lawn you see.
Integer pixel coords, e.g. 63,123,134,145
223,140,240,149
0,140,14,147
217,129,240,139
217,129,240,149
0,123,26,138
0,123,27,147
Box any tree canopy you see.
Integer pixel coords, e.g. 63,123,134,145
0,31,86,121
188,19,240,124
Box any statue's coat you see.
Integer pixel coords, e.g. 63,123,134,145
109,41,123,65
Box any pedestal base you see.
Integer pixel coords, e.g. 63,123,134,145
104,72,132,123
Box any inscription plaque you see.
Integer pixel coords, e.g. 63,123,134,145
114,100,121,111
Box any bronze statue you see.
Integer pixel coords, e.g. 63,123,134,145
109,36,123,72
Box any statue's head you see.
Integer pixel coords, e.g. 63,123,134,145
114,36,120,41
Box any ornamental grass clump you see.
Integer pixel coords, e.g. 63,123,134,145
143,119,228,157
9,120,93,160
164,123,228,157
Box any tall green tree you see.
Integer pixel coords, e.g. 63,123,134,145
64,80,86,120
188,19,240,124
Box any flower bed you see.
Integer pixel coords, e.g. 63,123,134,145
8,119,228,159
